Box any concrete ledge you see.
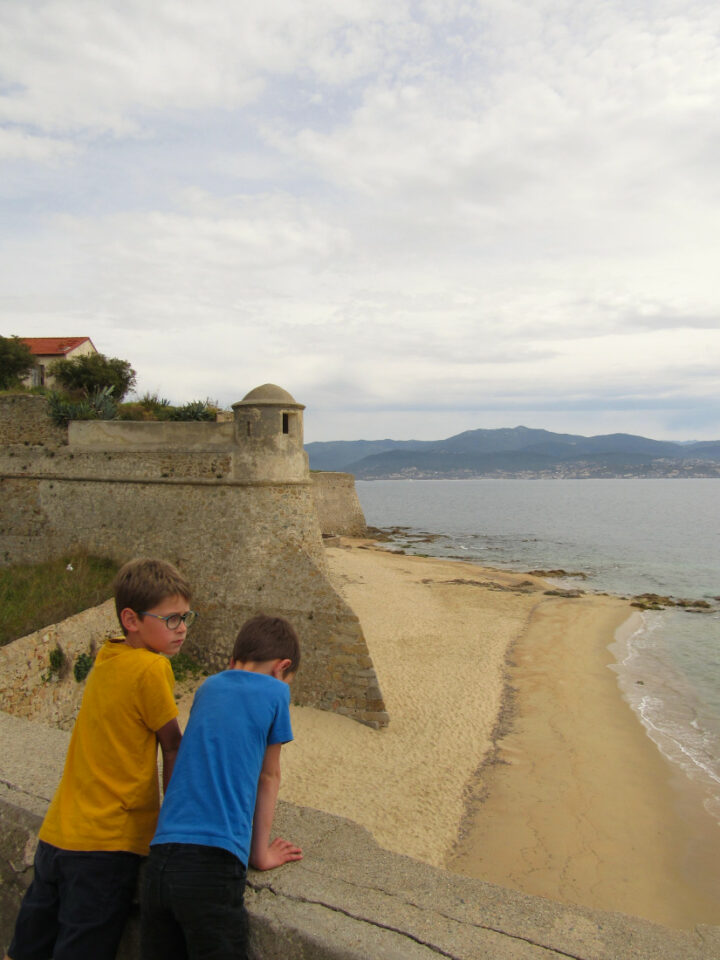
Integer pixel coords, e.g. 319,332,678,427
248,803,719,960
1,712,718,960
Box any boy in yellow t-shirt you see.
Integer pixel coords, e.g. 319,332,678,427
5,557,195,960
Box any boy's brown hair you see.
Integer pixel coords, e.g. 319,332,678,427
232,614,301,675
113,558,192,634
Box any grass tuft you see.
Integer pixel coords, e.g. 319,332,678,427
0,554,120,648
171,652,205,683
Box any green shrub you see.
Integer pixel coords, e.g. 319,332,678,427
118,392,174,421
0,336,35,389
47,386,118,426
50,353,136,402
42,645,66,682
140,392,172,412
74,651,95,683
171,652,205,683
118,397,222,422
167,399,217,422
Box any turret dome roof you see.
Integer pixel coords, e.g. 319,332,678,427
233,384,303,408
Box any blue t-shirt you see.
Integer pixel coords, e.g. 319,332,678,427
151,670,293,866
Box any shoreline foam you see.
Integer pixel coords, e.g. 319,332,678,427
609,609,720,826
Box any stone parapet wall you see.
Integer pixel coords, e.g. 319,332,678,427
311,472,367,537
1,728,716,960
69,419,235,449
0,447,234,482
0,395,66,446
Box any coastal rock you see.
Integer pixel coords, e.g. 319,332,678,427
529,569,588,580
630,593,671,610
365,525,410,541
631,593,716,612
543,588,584,598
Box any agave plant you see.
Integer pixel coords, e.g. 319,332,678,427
168,399,217,421
47,386,118,425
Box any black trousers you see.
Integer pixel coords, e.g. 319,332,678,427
141,843,249,960
9,840,141,960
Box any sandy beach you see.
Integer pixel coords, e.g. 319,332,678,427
179,538,720,929
282,542,542,867
447,597,720,928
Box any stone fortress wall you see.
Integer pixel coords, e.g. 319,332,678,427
310,471,368,538
0,388,387,728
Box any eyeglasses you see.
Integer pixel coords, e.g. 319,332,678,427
140,610,198,630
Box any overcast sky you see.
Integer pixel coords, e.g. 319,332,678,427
1,0,718,442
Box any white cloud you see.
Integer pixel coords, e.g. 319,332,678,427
0,0,413,138
0,127,77,161
1,0,719,440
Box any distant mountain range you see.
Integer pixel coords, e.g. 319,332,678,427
306,427,720,479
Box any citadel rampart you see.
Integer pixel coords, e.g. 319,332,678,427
311,471,367,538
0,387,387,728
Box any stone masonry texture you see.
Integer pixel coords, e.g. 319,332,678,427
312,472,367,537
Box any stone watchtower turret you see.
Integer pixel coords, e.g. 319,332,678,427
232,384,307,482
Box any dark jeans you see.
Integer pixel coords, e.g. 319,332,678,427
8,839,141,960
141,843,249,960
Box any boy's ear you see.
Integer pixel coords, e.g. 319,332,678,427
120,607,141,634
271,658,292,680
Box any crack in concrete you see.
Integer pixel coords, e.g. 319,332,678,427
0,777,52,803
248,878,586,959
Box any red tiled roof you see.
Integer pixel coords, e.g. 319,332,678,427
20,337,95,357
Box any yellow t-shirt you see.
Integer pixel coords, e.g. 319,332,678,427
39,639,178,855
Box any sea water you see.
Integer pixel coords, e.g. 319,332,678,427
355,478,720,822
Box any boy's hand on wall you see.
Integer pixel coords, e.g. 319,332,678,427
250,836,303,871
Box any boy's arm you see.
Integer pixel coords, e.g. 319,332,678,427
156,717,182,792
249,742,303,871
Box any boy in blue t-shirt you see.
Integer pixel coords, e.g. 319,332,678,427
140,614,303,960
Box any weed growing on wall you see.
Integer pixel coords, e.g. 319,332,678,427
0,555,120,647
41,645,67,683
74,651,95,683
